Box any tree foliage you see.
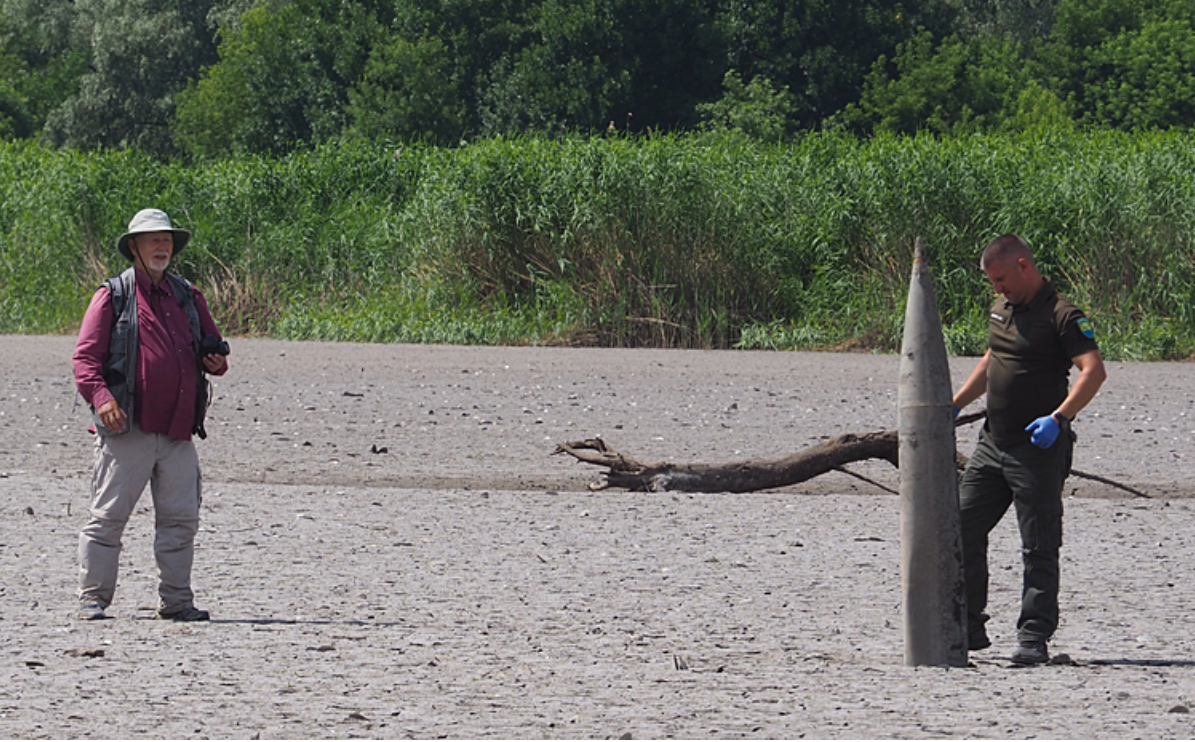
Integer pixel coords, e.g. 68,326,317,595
0,0,87,140
717,0,961,128
696,71,795,142
844,0,1195,134
838,31,1069,135
175,0,380,156
2,0,1195,156
958,0,1059,42
1040,1,1195,130
42,0,222,155
347,34,466,144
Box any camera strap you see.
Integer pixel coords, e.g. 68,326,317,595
165,272,202,359
165,272,210,440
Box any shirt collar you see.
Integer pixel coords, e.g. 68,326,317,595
1004,278,1057,313
134,267,171,295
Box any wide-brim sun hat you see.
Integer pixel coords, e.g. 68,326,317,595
116,208,191,262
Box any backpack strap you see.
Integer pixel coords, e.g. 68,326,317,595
104,267,136,322
96,268,139,433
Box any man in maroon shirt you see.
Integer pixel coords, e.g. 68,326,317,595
73,208,229,621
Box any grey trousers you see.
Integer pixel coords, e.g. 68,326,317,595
79,422,202,612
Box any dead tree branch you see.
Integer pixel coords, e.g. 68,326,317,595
553,409,1148,497
553,432,899,493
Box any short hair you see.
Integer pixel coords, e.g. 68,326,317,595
981,234,1035,270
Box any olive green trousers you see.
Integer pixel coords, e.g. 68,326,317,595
959,425,1072,643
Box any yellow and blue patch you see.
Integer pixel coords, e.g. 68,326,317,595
1077,317,1095,339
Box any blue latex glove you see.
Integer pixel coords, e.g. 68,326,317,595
1025,414,1061,448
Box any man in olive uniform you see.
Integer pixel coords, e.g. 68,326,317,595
952,234,1106,665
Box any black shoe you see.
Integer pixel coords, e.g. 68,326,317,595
1010,640,1049,665
967,628,992,651
158,605,210,622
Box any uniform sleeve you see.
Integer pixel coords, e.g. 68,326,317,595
193,286,228,376
1055,302,1100,360
73,288,116,409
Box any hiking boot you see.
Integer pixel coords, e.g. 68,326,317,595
77,601,107,621
1010,640,1049,665
968,627,992,651
157,605,210,622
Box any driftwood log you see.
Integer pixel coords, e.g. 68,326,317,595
553,411,1148,498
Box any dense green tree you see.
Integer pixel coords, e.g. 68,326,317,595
347,34,467,143
0,18,34,139
15,0,1195,154
696,70,795,141
958,0,1059,42
1037,0,1195,129
145,0,978,151
1082,18,1195,130
0,0,88,140
175,0,382,156
715,0,961,128
207,0,258,33
390,0,722,136
40,0,223,155
390,0,536,136
840,0,1195,135
610,0,725,131
1046,0,1146,49
837,29,1067,135
478,0,724,134
478,0,628,134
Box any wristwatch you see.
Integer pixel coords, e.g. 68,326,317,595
1052,411,1071,424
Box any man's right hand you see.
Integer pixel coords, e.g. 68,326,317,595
97,399,127,433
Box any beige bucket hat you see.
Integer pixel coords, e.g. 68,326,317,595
116,208,191,262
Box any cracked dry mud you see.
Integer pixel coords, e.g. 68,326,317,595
1,335,1193,739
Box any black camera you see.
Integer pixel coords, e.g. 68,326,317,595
200,334,231,356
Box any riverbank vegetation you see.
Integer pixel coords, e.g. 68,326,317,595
1,130,1191,360
1,1,1193,359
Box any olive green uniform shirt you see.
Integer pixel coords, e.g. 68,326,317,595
985,280,1099,449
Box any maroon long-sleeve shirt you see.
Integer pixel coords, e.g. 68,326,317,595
74,268,227,441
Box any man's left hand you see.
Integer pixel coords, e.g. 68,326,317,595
202,354,226,373
1025,414,1061,448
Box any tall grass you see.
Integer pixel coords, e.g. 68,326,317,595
0,131,1191,359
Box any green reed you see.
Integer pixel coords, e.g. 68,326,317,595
0,130,1191,359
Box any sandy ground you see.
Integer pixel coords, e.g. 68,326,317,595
1,335,1193,739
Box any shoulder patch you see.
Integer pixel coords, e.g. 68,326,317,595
1077,317,1095,339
